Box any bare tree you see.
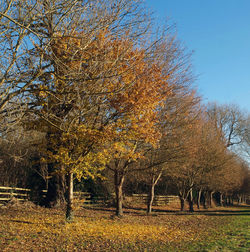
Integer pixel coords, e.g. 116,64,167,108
0,124,45,187
207,103,249,148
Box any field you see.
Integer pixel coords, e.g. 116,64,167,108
0,202,249,251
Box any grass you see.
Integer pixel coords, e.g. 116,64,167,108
0,202,249,251
168,206,250,251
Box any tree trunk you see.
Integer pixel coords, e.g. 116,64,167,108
114,170,125,217
66,172,74,221
147,172,162,214
43,131,66,207
147,183,155,214
230,195,233,206
208,191,214,208
188,188,194,212
238,194,242,204
44,171,66,207
226,195,231,206
225,195,228,205
243,194,246,204
197,189,202,209
203,191,207,209
219,192,223,206
179,196,185,211
242,194,244,204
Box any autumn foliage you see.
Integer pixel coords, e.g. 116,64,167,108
0,0,249,223
37,31,171,180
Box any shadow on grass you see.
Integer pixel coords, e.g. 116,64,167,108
124,205,250,216
81,204,250,217
194,209,250,216
4,219,34,224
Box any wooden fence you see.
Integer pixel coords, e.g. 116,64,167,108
0,187,92,205
0,186,31,204
126,194,179,206
0,186,109,206
0,186,179,207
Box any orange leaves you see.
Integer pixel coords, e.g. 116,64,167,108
39,29,174,180
107,51,169,148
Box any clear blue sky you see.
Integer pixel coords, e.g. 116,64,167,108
146,0,250,111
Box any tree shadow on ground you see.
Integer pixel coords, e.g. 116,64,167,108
81,204,250,217
151,206,250,216
3,219,34,224
195,209,250,216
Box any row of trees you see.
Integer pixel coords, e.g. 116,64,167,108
0,0,249,220
116,102,249,214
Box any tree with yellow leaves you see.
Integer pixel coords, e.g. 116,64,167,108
32,27,174,219
0,0,153,214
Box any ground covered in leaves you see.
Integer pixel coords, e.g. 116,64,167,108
0,202,249,251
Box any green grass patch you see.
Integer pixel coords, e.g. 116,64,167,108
168,209,250,251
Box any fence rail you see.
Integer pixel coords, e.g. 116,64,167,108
0,186,179,207
0,186,103,206
0,186,30,203
129,194,179,206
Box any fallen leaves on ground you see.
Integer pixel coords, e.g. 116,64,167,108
0,204,249,251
